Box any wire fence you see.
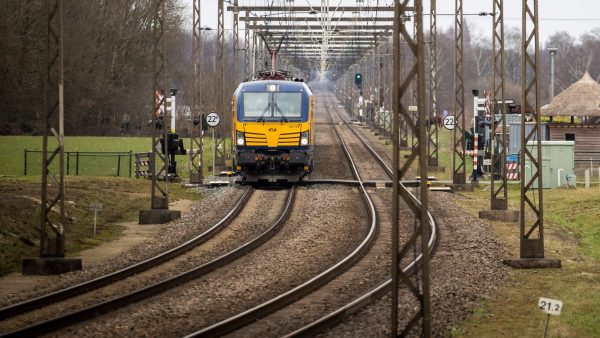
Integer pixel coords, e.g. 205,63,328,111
575,152,600,178
24,150,133,177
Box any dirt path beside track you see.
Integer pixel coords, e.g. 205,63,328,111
0,199,194,299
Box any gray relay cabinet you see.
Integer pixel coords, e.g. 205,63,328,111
524,141,575,188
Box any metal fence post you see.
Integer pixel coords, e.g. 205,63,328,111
117,154,121,177
135,153,140,178
66,152,70,175
129,151,132,178
24,149,27,175
76,151,80,176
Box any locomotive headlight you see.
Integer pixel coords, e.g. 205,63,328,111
300,131,309,146
236,131,245,146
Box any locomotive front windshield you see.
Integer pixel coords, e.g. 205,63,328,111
242,92,303,122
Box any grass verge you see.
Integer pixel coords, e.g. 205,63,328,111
0,176,202,276
450,185,600,337
0,136,229,178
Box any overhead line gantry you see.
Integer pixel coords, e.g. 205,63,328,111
229,3,397,76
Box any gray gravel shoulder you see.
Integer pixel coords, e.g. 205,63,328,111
321,191,510,337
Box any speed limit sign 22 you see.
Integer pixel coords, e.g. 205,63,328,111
443,115,455,130
206,112,220,127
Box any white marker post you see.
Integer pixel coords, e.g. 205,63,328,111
585,169,590,188
89,201,103,237
538,297,563,338
166,93,176,133
205,112,220,176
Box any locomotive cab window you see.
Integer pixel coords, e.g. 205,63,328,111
242,92,303,122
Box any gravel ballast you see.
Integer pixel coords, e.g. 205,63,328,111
0,188,293,333
2,90,512,338
49,186,369,337
321,190,509,337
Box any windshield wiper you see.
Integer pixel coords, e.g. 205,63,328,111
272,102,288,122
256,103,271,123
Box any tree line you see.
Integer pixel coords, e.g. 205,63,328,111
1,1,599,136
0,0,242,137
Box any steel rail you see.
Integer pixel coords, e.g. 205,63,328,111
300,179,421,188
186,95,380,338
1,187,297,338
285,94,439,337
0,187,254,321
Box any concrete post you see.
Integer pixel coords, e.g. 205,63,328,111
585,169,590,188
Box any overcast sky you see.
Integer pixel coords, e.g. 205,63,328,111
196,0,600,44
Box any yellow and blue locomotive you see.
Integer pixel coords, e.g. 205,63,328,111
232,71,314,183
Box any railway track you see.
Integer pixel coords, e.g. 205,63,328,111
0,186,299,337
286,93,439,336
184,95,380,338
183,92,435,337
0,187,253,320
1,92,439,337
207,92,437,337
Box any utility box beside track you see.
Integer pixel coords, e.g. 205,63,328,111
524,141,575,188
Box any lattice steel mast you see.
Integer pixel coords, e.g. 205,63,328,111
22,0,83,275
150,0,169,208
245,10,250,78
519,0,544,258
490,0,507,209
453,0,466,185
392,0,431,336
233,0,239,84
428,0,439,167
214,0,227,174
190,0,203,184
40,0,66,258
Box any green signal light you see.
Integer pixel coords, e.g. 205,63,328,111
354,73,363,87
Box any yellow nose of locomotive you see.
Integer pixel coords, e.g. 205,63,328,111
266,126,279,148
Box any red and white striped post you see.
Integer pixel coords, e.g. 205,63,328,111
473,133,479,171
506,162,518,180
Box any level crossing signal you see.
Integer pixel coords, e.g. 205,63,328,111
354,73,362,88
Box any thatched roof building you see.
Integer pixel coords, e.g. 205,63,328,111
541,72,600,175
541,72,600,117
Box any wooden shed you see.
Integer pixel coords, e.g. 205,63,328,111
541,72,600,175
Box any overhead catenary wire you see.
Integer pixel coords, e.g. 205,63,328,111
235,0,399,76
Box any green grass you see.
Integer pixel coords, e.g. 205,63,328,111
432,128,453,180
0,176,203,276
391,128,473,181
453,186,600,337
0,136,229,178
545,188,600,260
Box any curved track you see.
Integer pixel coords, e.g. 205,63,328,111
1,187,298,337
286,93,439,336
1,92,439,338
0,187,253,321
185,97,380,338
